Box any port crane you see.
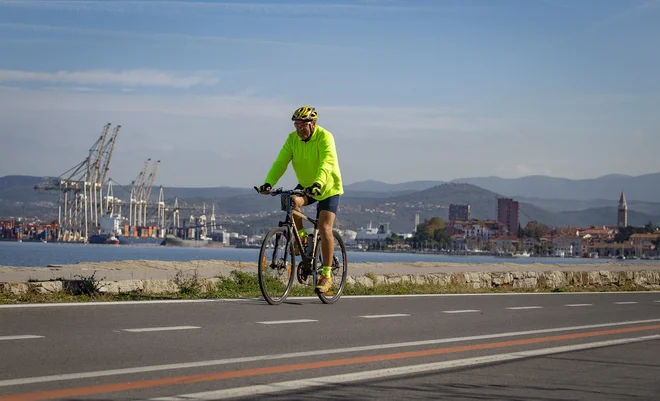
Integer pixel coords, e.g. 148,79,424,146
33,123,121,242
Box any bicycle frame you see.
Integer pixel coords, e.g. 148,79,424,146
276,190,320,270
256,186,348,304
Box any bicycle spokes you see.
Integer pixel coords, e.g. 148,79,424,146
258,229,295,304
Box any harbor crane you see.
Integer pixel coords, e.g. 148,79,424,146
33,123,121,242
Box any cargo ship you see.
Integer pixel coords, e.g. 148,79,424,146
88,216,165,246
162,234,211,247
162,230,230,247
88,233,163,246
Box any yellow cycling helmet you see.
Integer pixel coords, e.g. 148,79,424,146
291,106,318,121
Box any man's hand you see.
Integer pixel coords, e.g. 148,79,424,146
255,183,272,194
304,182,322,197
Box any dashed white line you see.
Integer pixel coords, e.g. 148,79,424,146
0,335,44,341
566,304,593,307
506,306,543,310
359,314,410,319
614,302,639,305
257,319,317,325
121,326,200,333
2,293,659,309
0,299,217,308
442,310,480,314
149,335,660,400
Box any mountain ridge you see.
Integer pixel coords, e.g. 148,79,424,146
2,175,659,230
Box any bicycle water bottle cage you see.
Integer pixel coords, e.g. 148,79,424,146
305,235,315,257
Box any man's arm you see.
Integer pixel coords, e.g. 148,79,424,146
264,136,293,187
313,132,337,188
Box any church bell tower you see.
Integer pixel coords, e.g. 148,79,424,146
617,191,628,227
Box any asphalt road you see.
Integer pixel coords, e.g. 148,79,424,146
1,292,659,400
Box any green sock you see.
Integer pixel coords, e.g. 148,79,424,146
322,265,332,277
298,229,307,239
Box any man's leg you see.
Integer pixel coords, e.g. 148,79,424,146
316,195,339,292
318,210,335,271
291,195,308,254
292,195,306,232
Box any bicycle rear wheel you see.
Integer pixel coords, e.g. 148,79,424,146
258,227,296,305
315,230,348,304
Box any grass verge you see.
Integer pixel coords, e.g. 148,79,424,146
0,270,655,304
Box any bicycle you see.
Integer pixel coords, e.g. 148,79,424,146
253,187,348,305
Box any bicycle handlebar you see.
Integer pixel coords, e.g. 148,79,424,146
253,186,307,197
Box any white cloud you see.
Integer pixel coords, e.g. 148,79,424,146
570,94,638,106
516,164,532,175
592,0,660,27
0,69,219,89
0,86,489,133
2,86,656,186
0,0,434,14
0,86,510,186
0,22,348,49
631,130,646,139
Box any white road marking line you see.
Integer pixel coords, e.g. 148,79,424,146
0,299,218,308
655,300,660,303
2,318,659,388
614,302,639,305
0,335,43,341
442,309,480,314
506,306,543,310
2,292,658,308
565,304,593,307
359,314,410,319
257,319,317,325
121,326,200,333
149,334,660,401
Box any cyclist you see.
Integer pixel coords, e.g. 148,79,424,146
256,106,343,293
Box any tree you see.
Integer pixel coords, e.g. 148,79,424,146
433,229,451,248
414,217,445,243
385,233,404,246
644,221,655,233
615,226,633,242
523,221,549,240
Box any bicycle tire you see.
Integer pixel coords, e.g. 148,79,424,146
258,227,296,305
316,230,348,304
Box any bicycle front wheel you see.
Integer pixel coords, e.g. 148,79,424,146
316,230,348,304
258,227,296,305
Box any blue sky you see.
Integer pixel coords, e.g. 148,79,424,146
0,0,658,188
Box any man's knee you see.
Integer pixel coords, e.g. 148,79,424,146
292,195,306,209
318,211,335,237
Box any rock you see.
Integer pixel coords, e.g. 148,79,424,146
2,269,660,297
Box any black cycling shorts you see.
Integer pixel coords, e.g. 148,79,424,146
295,184,340,218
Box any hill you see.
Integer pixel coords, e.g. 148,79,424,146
385,182,575,227
451,173,660,202
516,197,660,216
344,180,445,193
0,175,49,191
2,175,658,231
558,207,660,228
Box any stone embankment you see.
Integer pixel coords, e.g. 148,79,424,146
1,260,660,295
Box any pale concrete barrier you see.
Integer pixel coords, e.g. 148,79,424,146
2,270,659,295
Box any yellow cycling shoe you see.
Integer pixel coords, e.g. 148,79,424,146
316,275,332,293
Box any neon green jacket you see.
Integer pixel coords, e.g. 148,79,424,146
265,125,344,201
